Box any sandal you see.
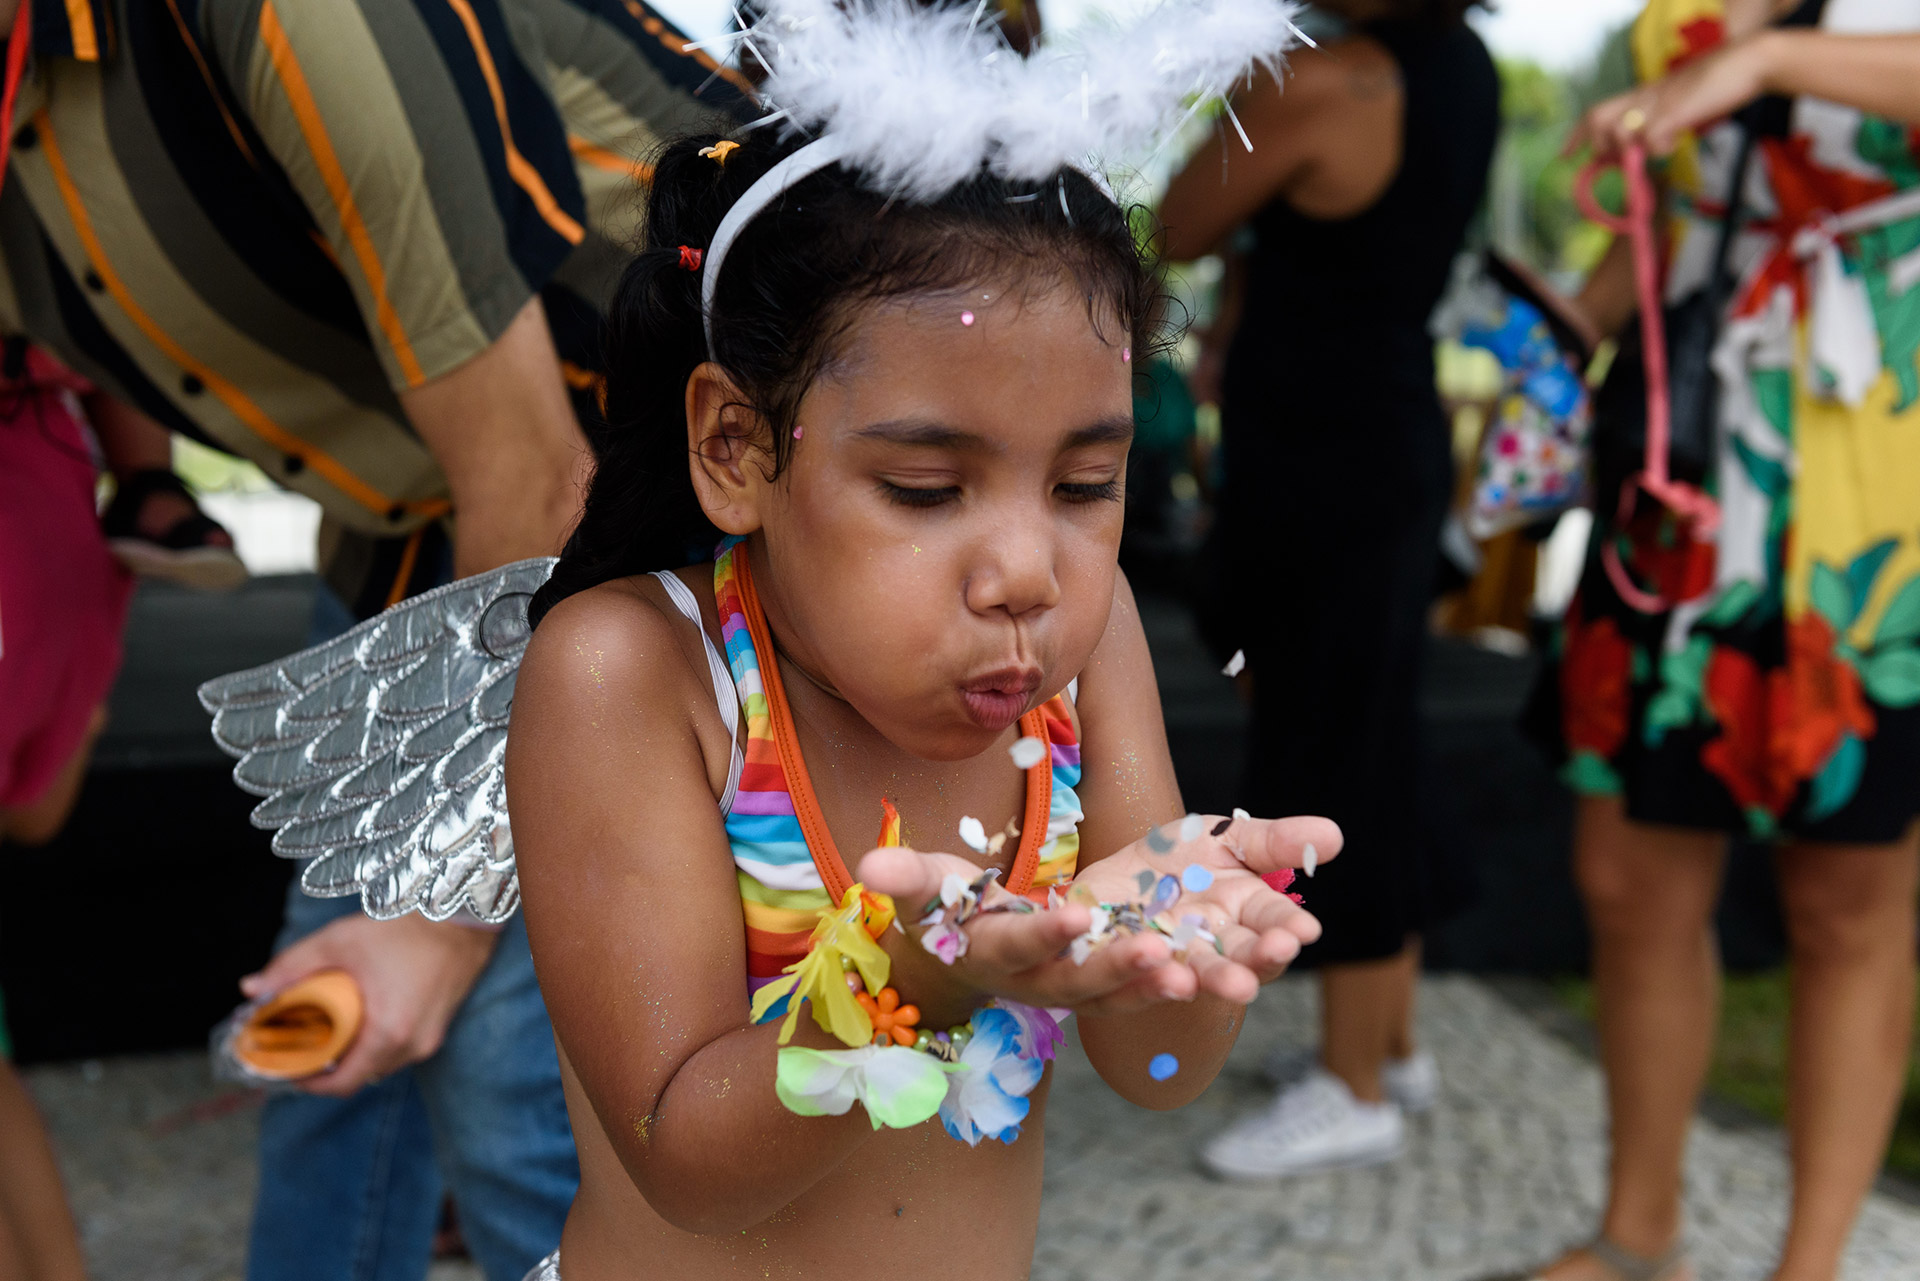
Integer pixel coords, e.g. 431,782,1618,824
1485,1236,1692,1281
101,468,248,591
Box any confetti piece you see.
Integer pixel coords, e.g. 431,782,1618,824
1179,813,1203,844
1150,874,1181,913
1148,1053,1179,1081
1180,864,1214,893
958,816,988,853
1008,736,1047,770
1303,843,1318,878
1122,346,1132,363
792,425,803,440
961,311,976,326
1222,650,1245,678
1134,870,1156,895
1232,807,1250,821
1210,817,1232,838
1144,826,1175,854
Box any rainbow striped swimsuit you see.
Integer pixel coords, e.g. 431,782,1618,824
711,538,1084,1009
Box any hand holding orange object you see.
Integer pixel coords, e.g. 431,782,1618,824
232,968,363,1081
855,986,921,1047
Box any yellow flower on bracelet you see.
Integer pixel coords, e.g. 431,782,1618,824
750,883,896,1048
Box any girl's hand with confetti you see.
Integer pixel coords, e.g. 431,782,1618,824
854,813,1337,1019
1054,811,1340,1003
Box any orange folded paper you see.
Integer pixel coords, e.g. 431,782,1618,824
233,969,363,1081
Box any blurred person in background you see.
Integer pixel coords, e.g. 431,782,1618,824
0,0,742,1277
1156,0,1497,1179
1520,1,1920,1278
0,341,142,1281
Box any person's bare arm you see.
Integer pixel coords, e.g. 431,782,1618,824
1157,41,1399,262
511,585,895,1232
1573,233,1638,345
399,295,590,579
1067,575,1338,1109
1572,30,1920,162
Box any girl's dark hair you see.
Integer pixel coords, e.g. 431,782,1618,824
528,131,1157,627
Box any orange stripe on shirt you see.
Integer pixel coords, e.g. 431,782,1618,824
64,0,99,60
444,0,586,246
622,0,756,96
568,135,652,184
257,1,427,387
34,111,442,522
163,0,256,164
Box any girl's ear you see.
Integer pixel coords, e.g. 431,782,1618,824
686,361,770,534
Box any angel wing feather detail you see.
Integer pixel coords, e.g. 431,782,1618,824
198,559,557,924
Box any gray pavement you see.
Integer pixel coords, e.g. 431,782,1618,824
24,975,1920,1280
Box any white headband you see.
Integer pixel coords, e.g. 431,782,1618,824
699,134,850,359
697,135,1123,359
690,0,1302,359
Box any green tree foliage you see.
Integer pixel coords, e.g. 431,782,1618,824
1489,23,1636,278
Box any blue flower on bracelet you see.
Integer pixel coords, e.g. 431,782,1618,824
940,1007,1045,1145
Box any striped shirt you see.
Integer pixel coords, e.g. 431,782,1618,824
0,0,745,610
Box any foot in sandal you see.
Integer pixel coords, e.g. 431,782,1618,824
1488,1237,1693,1281
101,469,247,591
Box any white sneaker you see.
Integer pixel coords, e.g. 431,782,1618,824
1381,1049,1440,1114
1201,1069,1406,1180
1260,1045,1441,1115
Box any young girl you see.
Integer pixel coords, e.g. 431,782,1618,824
504,62,1335,1281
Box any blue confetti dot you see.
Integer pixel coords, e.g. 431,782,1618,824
1180,864,1214,893
1148,1053,1180,1082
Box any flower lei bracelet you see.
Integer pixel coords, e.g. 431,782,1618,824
752,881,1059,1145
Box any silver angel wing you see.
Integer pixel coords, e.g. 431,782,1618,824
198,558,558,924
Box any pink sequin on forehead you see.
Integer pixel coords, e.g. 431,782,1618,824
960,311,976,326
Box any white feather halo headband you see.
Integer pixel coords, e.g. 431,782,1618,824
695,0,1306,355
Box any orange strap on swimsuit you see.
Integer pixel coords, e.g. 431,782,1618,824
732,540,1056,901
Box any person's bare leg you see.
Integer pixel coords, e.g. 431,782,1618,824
0,1064,88,1281
0,704,107,848
1541,797,1725,1281
1320,942,1421,1104
1771,826,1920,1281
1385,935,1421,1061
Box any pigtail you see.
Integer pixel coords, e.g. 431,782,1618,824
531,136,778,627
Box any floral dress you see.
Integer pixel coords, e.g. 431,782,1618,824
1538,0,1920,842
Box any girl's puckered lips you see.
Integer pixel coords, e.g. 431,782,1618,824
959,667,1043,732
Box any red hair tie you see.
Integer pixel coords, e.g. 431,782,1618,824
678,245,704,272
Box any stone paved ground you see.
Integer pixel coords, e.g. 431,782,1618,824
1036,976,1920,1281
24,976,1920,1281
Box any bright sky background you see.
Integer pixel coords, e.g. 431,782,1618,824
651,0,1649,69
1470,0,1644,68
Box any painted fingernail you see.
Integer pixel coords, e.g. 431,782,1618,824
1303,843,1318,877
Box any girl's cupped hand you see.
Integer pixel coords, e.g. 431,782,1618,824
855,814,1340,1019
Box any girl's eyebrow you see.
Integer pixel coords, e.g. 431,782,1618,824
852,415,1135,450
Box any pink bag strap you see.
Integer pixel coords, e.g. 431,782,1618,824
1575,144,1722,613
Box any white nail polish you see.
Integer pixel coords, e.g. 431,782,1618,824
1303,843,1318,878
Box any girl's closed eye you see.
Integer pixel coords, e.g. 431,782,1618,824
879,479,961,508
1056,477,1123,504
